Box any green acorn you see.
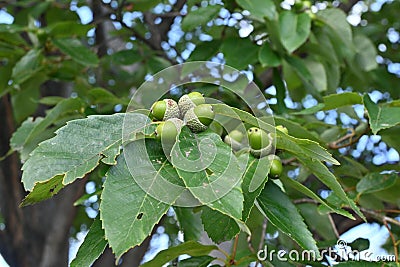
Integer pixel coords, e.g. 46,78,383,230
178,92,205,118
155,118,184,144
247,127,273,158
268,155,283,179
184,104,214,133
224,130,244,151
150,99,180,121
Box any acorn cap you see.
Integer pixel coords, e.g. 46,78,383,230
183,107,208,133
224,135,243,151
163,99,180,120
178,94,196,118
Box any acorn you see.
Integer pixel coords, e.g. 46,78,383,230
178,92,205,118
155,118,184,144
150,99,180,121
247,127,273,158
268,155,283,179
224,130,244,151
184,104,215,133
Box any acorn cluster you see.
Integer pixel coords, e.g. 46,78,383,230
150,92,215,143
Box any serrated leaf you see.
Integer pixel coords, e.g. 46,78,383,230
53,38,99,66
296,156,364,220
356,172,398,195
279,11,311,53
20,175,64,206
182,5,221,31
172,128,244,220
363,94,400,134
13,98,85,162
141,241,217,267
280,175,353,219
100,152,172,260
201,206,240,243
257,181,319,255
21,114,125,191
238,154,269,221
70,218,107,267
236,0,277,21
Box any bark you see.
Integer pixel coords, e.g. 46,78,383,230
0,92,85,267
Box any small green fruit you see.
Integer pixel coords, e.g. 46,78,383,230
229,130,244,142
276,125,289,135
247,127,270,150
188,92,205,105
224,130,244,151
151,99,180,121
194,104,214,126
184,105,214,133
269,157,283,179
155,118,183,143
178,92,205,117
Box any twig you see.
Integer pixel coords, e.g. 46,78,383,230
230,234,240,265
383,220,399,262
328,213,340,239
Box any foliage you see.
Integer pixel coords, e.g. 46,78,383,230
1,0,400,266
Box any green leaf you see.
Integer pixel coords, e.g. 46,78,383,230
126,0,159,11
47,21,92,37
20,175,64,206
11,49,43,84
317,9,352,46
70,218,108,267
239,154,269,221
11,73,47,123
188,40,221,61
100,152,172,260
236,0,277,21
259,43,281,67
297,203,337,241
109,49,142,65
279,11,311,53
182,5,221,31
295,156,364,220
257,181,319,255
356,172,398,195
201,206,240,243
53,38,99,66
323,92,363,110
11,98,85,162
141,241,217,267
280,175,354,219
221,37,259,70
354,34,378,72
303,58,327,92
175,207,203,241
363,94,400,134
21,113,125,191
172,128,244,220
87,88,125,105
177,256,215,267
